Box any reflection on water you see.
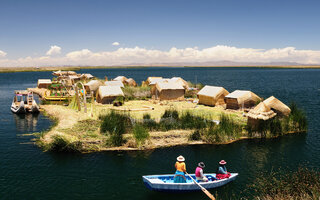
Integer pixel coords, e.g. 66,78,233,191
13,113,39,132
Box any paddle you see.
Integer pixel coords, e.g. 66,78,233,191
186,172,216,200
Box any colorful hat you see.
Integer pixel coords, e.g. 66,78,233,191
198,162,205,168
219,160,227,165
177,155,185,162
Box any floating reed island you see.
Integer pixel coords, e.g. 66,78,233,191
24,70,307,153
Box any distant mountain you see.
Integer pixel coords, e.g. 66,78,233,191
114,60,309,67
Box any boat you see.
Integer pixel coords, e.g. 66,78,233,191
11,90,40,114
142,173,238,192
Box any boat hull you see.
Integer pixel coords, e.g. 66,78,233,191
11,101,26,114
142,173,238,192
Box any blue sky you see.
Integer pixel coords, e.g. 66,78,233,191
0,0,320,66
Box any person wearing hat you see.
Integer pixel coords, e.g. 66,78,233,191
195,162,208,182
174,155,187,183
216,160,231,179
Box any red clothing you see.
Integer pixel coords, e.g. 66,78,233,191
195,167,202,177
216,172,231,179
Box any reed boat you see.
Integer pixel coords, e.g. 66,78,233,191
11,90,40,114
142,173,238,192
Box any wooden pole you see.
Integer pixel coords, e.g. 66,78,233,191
75,85,81,111
186,172,215,200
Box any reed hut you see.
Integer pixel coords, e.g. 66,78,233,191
247,102,277,128
104,80,124,88
52,70,77,76
96,86,124,104
37,79,52,89
263,96,291,116
113,76,127,83
197,86,229,106
171,77,189,89
80,73,94,81
225,90,261,110
84,80,104,95
146,77,163,85
68,75,81,84
155,81,185,101
125,78,137,87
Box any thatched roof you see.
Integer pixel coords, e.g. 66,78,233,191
98,86,124,98
52,70,77,76
113,76,127,82
149,78,169,85
247,102,277,120
263,96,291,116
84,80,103,92
68,75,80,80
81,73,94,79
197,86,229,98
225,90,261,104
38,79,52,84
125,78,137,86
104,80,124,88
146,77,162,84
155,81,184,92
171,77,189,88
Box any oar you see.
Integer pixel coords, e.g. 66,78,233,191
186,172,215,200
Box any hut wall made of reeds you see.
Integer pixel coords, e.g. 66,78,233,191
225,90,261,110
197,86,229,106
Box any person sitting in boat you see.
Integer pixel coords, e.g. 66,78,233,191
216,160,231,179
195,162,208,182
174,155,187,183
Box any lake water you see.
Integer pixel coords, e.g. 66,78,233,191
0,67,319,199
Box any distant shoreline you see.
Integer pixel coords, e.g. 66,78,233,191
1,65,320,73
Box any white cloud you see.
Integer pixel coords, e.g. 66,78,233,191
46,45,61,56
112,42,120,46
1,45,320,67
0,50,7,57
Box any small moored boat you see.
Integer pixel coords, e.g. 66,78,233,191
142,173,238,192
11,90,40,114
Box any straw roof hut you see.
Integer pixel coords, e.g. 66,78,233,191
52,70,77,76
80,73,94,81
125,78,137,87
155,81,185,101
197,86,229,106
247,102,277,128
113,76,127,83
84,80,104,95
225,90,261,110
37,79,52,89
96,86,124,104
146,77,163,85
68,75,81,84
263,96,291,116
171,77,189,89
104,80,124,88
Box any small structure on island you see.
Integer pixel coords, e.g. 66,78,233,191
84,80,104,95
263,96,291,116
68,75,81,84
113,76,127,84
37,79,52,89
104,80,124,88
80,73,94,81
246,102,277,128
155,81,185,101
197,86,229,106
52,70,77,76
125,78,137,87
225,90,261,110
171,77,189,90
96,86,124,104
146,77,163,85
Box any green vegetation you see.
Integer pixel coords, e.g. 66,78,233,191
49,135,83,152
100,111,131,146
133,124,149,148
248,168,320,200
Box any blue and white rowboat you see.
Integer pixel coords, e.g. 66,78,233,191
142,173,238,192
